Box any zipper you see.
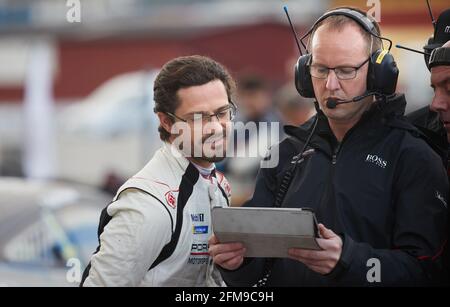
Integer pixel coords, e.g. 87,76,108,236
331,118,362,165
332,143,341,165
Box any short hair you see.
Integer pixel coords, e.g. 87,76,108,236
309,7,382,56
153,55,235,141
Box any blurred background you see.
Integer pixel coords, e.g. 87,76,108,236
0,0,448,286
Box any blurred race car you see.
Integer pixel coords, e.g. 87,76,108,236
0,177,110,286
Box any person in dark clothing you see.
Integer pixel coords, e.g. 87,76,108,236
429,41,450,283
407,106,447,164
209,8,449,286
429,41,450,168
404,9,450,283
406,8,450,167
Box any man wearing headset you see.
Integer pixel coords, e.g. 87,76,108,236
209,7,449,286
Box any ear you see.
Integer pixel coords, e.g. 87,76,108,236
157,112,173,136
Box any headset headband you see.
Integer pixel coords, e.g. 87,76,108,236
314,8,377,34
300,8,390,51
294,7,398,98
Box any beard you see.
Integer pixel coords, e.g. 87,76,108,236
197,132,228,162
201,155,226,163
170,122,230,163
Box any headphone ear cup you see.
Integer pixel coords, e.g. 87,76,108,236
295,54,315,98
368,50,399,95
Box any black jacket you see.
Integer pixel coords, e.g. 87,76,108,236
220,94,449,286
406,106,448,166
407,106,450,283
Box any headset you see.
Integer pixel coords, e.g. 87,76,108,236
396,1,450,71
424,37,442,69
423,7,450,69
429,45,450,69
422,0,439,69
253,7,400,288
294,8,399,99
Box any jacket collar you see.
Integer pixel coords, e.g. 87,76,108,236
162,142,191,172
284,94,408,141
161,142,219,181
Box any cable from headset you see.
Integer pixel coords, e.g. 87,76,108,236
253,115,319,287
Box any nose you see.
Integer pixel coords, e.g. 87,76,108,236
325,69,340,92
430,89,449,113
204,116,224,133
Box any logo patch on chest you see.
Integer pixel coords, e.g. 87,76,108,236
191,213,205,222
165,191,177,208
193,225,209,234
365,154,388,169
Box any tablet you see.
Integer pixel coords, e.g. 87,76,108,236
212,207,322,258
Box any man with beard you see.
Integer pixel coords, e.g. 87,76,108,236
81,55,236,286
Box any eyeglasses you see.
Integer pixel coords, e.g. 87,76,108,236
309,58,370,80
167,102,237,124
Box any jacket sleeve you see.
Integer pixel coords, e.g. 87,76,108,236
82,190,172,287
331,141,449,286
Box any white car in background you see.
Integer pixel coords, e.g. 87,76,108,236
0,69,163,186
56,70,162,186
0,177,110,286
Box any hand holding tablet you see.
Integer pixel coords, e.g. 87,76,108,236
211,207,322,258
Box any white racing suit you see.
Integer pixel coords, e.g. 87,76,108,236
81,143,231,286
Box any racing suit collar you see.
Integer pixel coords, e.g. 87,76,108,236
162,142,218,180
162,142,191,172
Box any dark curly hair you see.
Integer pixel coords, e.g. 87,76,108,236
153,55,235,141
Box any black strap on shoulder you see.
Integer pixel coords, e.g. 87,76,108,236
254,117,320,287
254,132,317,287
149,163,199,270
116,187,178,270
80,186,175,286
111,187,177,270
121,187,175,233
